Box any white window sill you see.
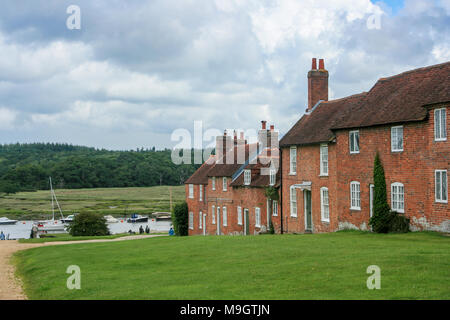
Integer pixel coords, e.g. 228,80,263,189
319,174,329,177
391,149,403,153
350,207,361,211
321,219,330,223
392,209,405,214
255,225,261,228
188,196,194,199
289,173,297,176
290,215,298,218
435,138,447,142
350,151,360,154
272,214,278,217
435,199,448,204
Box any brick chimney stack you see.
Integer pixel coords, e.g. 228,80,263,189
307,57,329,112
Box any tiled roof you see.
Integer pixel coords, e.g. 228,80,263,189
207,143,258,177
230,153,281,188
280,61,450,147
332,61,450,130
184,156,216,185
279,93,366,147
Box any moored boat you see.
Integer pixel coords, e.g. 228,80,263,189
127,214,148,223
0,217,18,225
104,215,119,223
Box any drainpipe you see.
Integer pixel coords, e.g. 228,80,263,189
279,148,283,234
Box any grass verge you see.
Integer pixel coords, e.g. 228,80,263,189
13,231,450,300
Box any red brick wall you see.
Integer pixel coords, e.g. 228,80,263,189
281,143,338,233
281,105,449,233
335,106,449,232
187,175,281,236
186,183,208,236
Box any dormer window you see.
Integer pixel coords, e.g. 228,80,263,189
269,169,276,186
223,177,227,191
244,170,251,185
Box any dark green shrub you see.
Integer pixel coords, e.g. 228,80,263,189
369,153,392,233
67,212,109,236
388,211,410,233
172,201,188,236
269,218,275,234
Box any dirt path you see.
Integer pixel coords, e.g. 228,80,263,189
0,235,165,300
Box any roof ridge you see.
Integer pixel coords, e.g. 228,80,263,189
322,92,368,104
378,61,450,82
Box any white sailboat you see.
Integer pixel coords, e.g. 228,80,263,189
33,177,68,236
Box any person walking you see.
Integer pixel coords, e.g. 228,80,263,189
0,231,5,240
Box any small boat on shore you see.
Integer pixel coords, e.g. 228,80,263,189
153,212,172,221
0,217,18,225
127,214,148,223
104,215,119,223
61,214,76,223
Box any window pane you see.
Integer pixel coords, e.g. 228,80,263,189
355,133,360,151
436,172,442,200
443,172,447,201
435,109,441,139
441,109,446,138
350,132,354,151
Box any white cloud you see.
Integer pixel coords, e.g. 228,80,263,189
0,107,17,130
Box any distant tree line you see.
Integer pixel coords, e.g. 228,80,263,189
0,143,203,193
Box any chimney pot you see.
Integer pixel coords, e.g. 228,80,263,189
312,58,317,70
261,120,267,130
224,130,227,136
319,59,325,70
270,125,274,131
240,132,244,140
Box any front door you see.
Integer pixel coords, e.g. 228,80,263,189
244,209,250,235
216,207,221,235
304,190,312,232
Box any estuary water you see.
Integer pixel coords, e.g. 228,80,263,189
0,218,172,240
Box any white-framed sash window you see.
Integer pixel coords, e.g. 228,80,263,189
321,187,330,222
244,170,251,185
290,186,297,217
199,185,203,201
223,206,227,226
391,126,404,152
350,181,361,210
391,182,405,213
434,108,447,141
212,205,216,224
188,184,194,198
435,170,448,203
290,146,297,174
255,207,261,227
272,200,278,216
223,177,227,191
189,212,194,229
212,177,216,190
237,206,242,225
349,131,360,154
320,144,328,176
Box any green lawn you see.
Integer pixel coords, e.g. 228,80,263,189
13,231,450,300
0,185,185,220
18,233,131,243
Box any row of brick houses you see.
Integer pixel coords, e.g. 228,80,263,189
185,59,449,235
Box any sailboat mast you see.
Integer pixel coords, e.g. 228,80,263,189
50,177,55,221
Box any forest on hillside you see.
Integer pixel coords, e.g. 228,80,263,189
0,143,202,193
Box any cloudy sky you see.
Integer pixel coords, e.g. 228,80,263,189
0,0,449,150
